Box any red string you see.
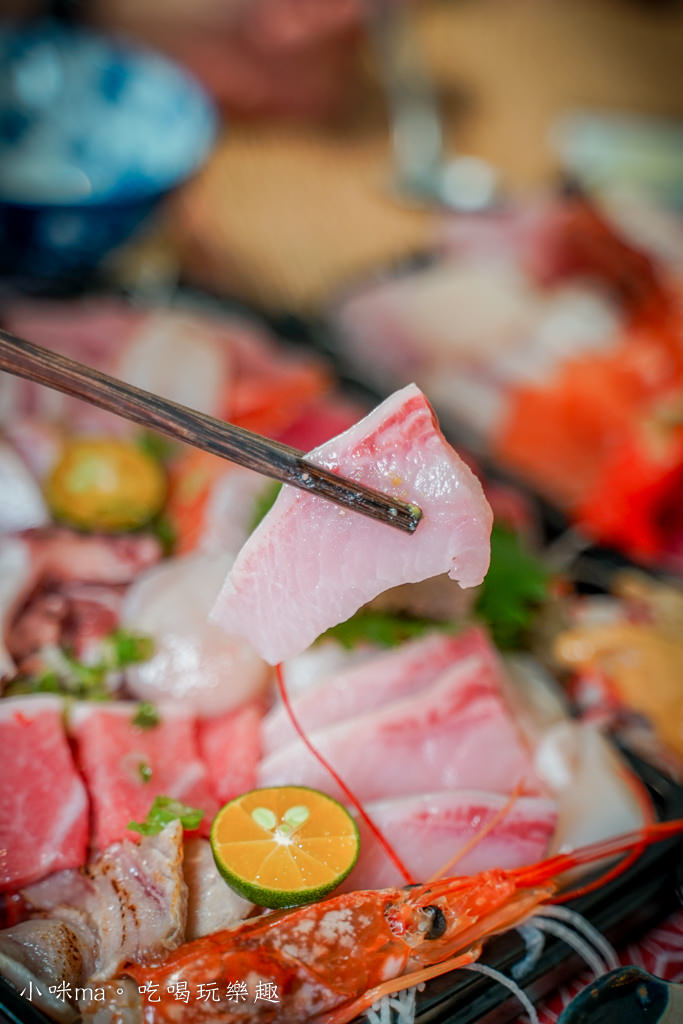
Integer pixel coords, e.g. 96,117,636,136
275,663,415,885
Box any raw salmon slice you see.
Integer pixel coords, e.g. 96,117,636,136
258,655,543,801
0,696,88,890
212,384,492,663
69,703,219,850
343,790,557,891
262,626,493,754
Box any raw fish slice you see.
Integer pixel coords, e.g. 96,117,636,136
0,442,48,534
21,822,186,982
122,552,270,717
259,655,543,801
0,538,35,680
198,701,263,804
183,838,252,939
213,384,492,663
23,528,162,585
115,309,231,418
280,640,377,698
342,790,557,891
263,626,493,754
0,918,93,1022
0,696,89,890
69,702,218,849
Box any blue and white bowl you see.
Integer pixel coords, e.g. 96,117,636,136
0,20,218,278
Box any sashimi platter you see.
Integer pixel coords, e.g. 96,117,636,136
1,296,682,1024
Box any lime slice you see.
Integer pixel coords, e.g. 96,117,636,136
210,786,360,909
46,438,166,532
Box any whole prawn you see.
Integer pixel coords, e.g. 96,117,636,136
123,820,683,1024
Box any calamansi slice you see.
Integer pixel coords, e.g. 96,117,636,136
46,438,166,532
210,786,360,909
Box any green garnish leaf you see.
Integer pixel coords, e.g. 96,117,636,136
147,514,177,556
128,795,204,836
138,761,153,783
320,610,455,650
475,524,549,649
249,482,282,533
132,702,160,730
8,627,155,701
135,430,177,463
107,629,155,669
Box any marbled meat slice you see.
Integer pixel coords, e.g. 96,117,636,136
263,626,493,754
259,654,544,801
198,701,263,805
343,790,557,891
68,703,218,849
212,384,492,663
0,696,88,891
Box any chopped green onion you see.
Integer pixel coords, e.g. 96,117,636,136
132,702,160,730
128,796,204,836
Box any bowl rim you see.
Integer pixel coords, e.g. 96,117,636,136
0,19,219,208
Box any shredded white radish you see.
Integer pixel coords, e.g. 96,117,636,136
512,922,546,980
365,986,418,1024
534,904,618,970
527,916,605,977
460,963,539,1024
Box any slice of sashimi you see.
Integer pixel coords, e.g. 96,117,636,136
114,309,231,418
122,551,270,717
0,696,89,891
198,701,263,805
263,626,494,755
259,655,544,801
212,384,493,664
68,702,219,850
342,790,557,891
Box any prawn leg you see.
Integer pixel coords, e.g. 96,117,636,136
319,945,483,1024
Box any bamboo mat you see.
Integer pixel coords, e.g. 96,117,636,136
166,0,683,314
171,126,437,313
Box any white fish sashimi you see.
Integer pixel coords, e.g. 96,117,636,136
21,822,186,982
183,838,252,939
536,721,647,857
0,441,49,534
263,627,493,755
212,384,492,664
259,655,544,801
343,790,558,891
122,551,270,716
115,310,231,418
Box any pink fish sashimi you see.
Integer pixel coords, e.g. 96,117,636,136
0,697,88,891
212,384,493,664
68,703,218,850
259,654,544,802
263,626,494,755
198,701,263,805
343,790,557,891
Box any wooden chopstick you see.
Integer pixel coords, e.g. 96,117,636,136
0,328,422,534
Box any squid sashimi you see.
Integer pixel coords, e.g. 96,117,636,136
259,656,543,801
263,626,493,755
343,790,557,891
212,384,492,663
0,697,89,890
122,552,270,717
68,703,218,849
